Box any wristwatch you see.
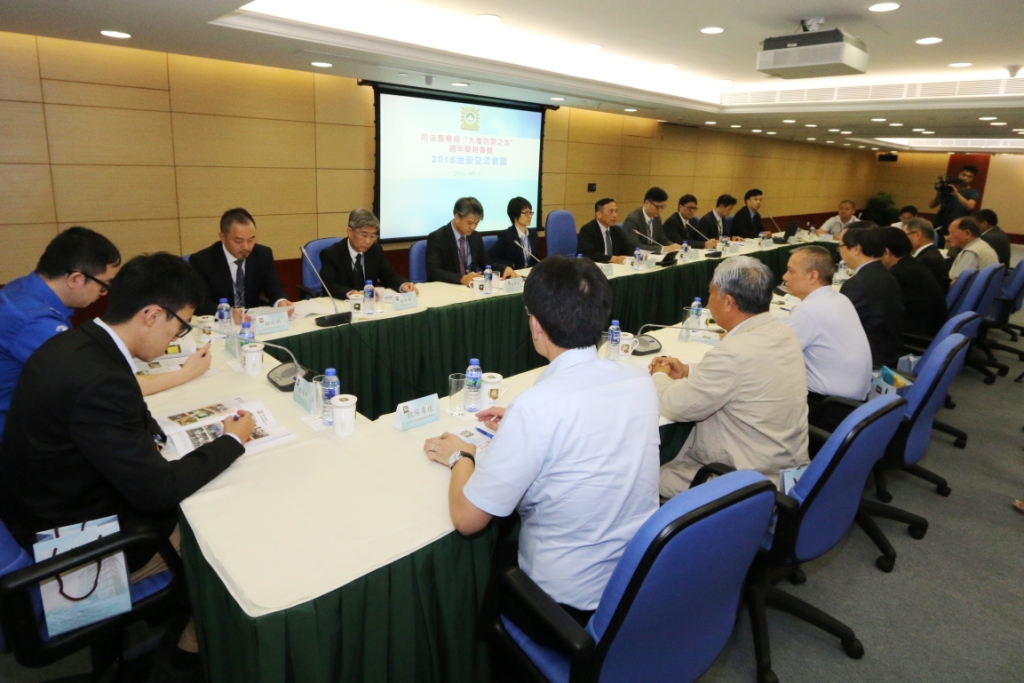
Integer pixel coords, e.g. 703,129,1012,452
448,451,476,469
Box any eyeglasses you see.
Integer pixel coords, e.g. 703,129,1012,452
524,305,531,318
682,204,698,211
74,272,112,293
350,230,379,241
162,308,193,339
520,210,535,216
650,202,668,210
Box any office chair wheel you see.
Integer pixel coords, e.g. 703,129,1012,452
908,524,928,540
983,375,996,385
842,638,865,659
875,556,895,573
998,366,1009,377
937,484,951,497
758,669,779,683
788,567,807,585
876,489,893,503
954,437,967,449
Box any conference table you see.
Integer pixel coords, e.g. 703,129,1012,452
146,239,837,683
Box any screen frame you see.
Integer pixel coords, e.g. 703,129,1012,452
364,81,552,244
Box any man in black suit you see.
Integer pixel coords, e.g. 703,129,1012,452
621,187,680,254
882,228,948,338
577,198,631,264
0,253,253,674
729,189,764,239
189,207,291,315
977,209,1012,269
838,224,906,367
662,195,708,247
426,197,515,285
319,209,418,299
488,196,540,270
903,218,950,294
697,194,738,246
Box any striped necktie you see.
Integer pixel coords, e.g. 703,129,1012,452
233,259,245,307
458,236,468,275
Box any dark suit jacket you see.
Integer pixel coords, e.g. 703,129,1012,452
840,261,906,367
663,212,712,248
981,226,1012,269
426,224,488,284
577,220,631,263
913,244,951,294
698,211,726,243
320,239,408,299
730,207,763,239
488,225,539,271
889,257,948,337
621,208,671,253
190,242,288,315
0,321,244,569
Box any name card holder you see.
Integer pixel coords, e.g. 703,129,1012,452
225,335,241,360
249,307,290,335
503,277,524,293
599,264,614,277
393,291,419,311
395,394,441,431
293,376,317,413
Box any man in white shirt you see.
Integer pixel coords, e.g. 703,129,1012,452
423,256,660,620
819,200,857,236
650,256,809,497
782,246,872,401
891,205,917,228
947,216,999,282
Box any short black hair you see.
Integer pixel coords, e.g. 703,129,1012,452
976,208,998,226
220,208,256,234
960,165,978,175
954,216,981,237
102,253,207,325
841,226,888,258
523,255,612,350
454,197,484,219
595,198,615,212
507,196,533,224
716,194,737,208
644,187,669,203
883,227,913,259
899,205,918,216
35,227,121,280
744,188,763,202
677,194,697,207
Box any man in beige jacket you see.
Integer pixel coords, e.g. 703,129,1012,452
650,256,809,498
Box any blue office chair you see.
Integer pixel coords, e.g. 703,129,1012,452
488,470,776,683
945,267,976,313
297,237,343,299
955,264,1006,382
409,240,428,283
545,211,577,257
744,394,906,683
995,264,1024,343
482,235,498,255
181,254,191,264
0,517,184,677
974,262,1024,368
723,215,734,237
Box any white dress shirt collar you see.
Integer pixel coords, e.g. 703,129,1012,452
93,318,136,371
222,243,244,284
347,240,363,268
724,315,756,339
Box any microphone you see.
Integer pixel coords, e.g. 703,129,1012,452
768,216,782,233
513,239,542,264
633,229,666,249
198,326,311,391
682,221,714,244
300,246,352,327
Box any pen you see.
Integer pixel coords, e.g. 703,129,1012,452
475,427,493,439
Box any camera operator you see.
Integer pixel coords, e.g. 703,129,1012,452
929,165,978,248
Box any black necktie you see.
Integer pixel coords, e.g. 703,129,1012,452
233,259,245,307
604,229,613,255
354,253,365,286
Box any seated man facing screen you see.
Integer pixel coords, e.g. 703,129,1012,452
651,256,809,497
422,255,660,623
903,218,950,294
577,198,632,264
881,228,948,338
892,205,917,228
818,199,857,236
622,186,681,254
426,197,515,285
662,194,712,248
947,216,999,283
0,253,255,677
189,207,292,315
729,188,765,239
783,246,872,402
697,194,739,245
319,208,418,299
488,196,540,271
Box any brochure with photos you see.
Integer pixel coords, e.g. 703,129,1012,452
156,397,293,458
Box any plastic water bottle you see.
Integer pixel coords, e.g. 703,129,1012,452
363,280,375,316
321,368,339,425
238,321,255,346
484,265,493,295
682,298,702,342
216,298,231,339
464,359,482,413
681,242,690,262
633,247,642,271
607,319,621,361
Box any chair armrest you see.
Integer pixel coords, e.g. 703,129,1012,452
498,566,595,660
901,343,927,356
902,333,933,347
297,284,322,300
766,492,802,562
690,463,737,487
808,425,832,458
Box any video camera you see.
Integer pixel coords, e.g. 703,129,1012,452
934,174,961,195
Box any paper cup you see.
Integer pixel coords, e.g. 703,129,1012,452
331,394,358,436
481,372,509,406
194,315,215,344
349,293,364,319
241,342,264,376
619,332,640,355
472,277,485,296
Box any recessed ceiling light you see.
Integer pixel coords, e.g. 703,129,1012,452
843,143,851,146
475,14,501,23
916,37,943,45
624,108,637,112
912,127,926,131
871,118,887,122
805,124,817,127
858,145,866,148
807,137,817,141
661,64,678,69
752,129,762,132
451,82,469,87
766,131,776,135
949,62,972,68
705,121,717,125
1018,131,1024,134
991,122,1008,126
841,131,853,134
922,131,935,134
582,43,603,51
872,147,879,150
826,140,835,144
100,30,131,39
889,123,903,126
550,97,565,101
783,119,796,123
311,62,333,68
979,116,997,121
656,119,667,123
730,124,741,128
868,2,900,11
1013,128,1024,132
701,27,725,34
398,72,408,77
829,128,841,132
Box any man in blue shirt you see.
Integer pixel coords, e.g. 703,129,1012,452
0,228,121,437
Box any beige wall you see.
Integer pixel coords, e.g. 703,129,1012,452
872,151,951,216
982,154,1024,235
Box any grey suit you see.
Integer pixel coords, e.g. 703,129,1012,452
621,208,671,254
981,226,1012,269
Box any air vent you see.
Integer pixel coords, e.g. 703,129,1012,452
721,77,1024,105
749,90,778,103
918,82,957,97
869,84,906,99
836,86,871,100
956,80,1002,96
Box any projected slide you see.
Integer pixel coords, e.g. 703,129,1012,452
378,92,542,240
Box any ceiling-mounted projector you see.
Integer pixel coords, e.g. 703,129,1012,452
757,28,868,79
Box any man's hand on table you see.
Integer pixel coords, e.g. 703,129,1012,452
460,273,477,287
649,356,689,380
475,406,505,432
424,433,476,466
181,343,213,380
224,409,256,443
705,239,719,249
400,282,420,295
610,256,627,265
501,267,517,279
276,300,296,318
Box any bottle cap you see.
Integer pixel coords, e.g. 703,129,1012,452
486,265,491,269
241,321,250,328
219,298,228,303
611,320,619,326
469,358,479,366
695,298,702,303
325,368,337,376
366,280,372,285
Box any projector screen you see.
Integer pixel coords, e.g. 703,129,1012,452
376,90,544,241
